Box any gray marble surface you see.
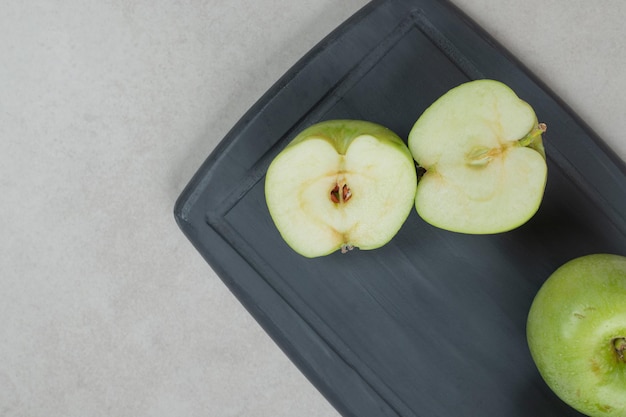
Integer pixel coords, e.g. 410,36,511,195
1,1,624,416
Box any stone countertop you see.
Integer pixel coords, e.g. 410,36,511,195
1,1,624,416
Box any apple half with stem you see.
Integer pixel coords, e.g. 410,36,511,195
265,120,417,258
527,253,626,416
408,79,547,234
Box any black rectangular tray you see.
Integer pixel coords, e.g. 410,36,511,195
174,1,626,416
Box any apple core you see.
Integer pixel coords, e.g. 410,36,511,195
465,123,547,167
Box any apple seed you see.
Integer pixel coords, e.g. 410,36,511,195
330,182,352,204
465,146,501,167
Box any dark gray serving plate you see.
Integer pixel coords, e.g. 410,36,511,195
174,1,626,416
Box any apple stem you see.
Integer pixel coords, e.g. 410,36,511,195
614,337,626,362
518,123,547,147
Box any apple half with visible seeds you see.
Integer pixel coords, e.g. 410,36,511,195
265,120,417,258
527,253,626,417
408,79,547,234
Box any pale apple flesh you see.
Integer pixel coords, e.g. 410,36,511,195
265,120,417,258
527,254,626,417
409,79,547,234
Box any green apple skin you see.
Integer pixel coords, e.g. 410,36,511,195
265,120,417,258
527,254,626,417
408,79,547,234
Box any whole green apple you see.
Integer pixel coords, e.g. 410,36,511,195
527,253,626,416
265,120,417,258
408,79,547,234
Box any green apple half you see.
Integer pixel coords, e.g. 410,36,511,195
265,120,417,258
527,254,626,416
408,79,547,234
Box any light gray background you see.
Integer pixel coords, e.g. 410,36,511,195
1,1,625,416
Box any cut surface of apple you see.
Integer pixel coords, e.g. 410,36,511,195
265,120,417,258
409,79,547,234
527,254,626,417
